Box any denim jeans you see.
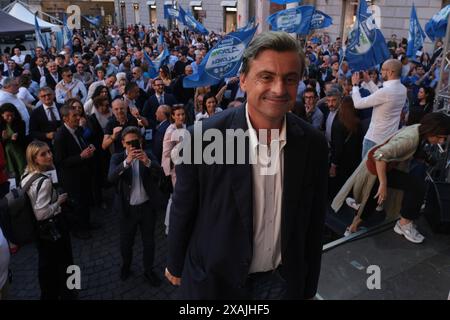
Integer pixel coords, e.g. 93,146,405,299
362,138,377,159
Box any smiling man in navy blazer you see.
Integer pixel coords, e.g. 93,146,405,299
166,31,328,300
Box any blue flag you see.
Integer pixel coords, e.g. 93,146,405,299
179,6,209,35
407,5,426,58
144,47,170,79
310,10,333,30
425,5,450,41
82,15,102,27
237,16,256,32
266,6,316,35
164,4,179,20
183,26,258,88
270,0,300,4
62,14,73,51
345,0,390,71
34,12,48,50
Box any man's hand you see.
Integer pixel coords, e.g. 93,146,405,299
165,268,181,286
125,149,140,165
352,72,360,86
1,130,8,140
80,146,95,159
136,150,150,166
329,164,337,178
112,126,123,140
11,133,18,141
45,132,55,140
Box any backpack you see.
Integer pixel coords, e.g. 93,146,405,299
1,173,48,245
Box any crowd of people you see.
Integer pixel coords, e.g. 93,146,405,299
0,23,448,300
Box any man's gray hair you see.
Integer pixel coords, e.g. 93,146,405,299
60,104,77,118
326,88,342,98
38,86,54,96
241,31,305,75
2,77,17,88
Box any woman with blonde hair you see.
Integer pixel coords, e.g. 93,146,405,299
21,141,75,300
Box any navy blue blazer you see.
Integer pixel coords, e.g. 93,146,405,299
167,106,329,299
152,120,170,164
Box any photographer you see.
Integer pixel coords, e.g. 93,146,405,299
21,141,75,300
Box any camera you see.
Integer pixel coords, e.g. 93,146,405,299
130,139,141,149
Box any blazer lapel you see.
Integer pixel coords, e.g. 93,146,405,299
281,114,307,258
229,106,253,242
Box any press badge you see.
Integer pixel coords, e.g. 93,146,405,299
145,129,153,141
8,178,16,190
44,170,59,184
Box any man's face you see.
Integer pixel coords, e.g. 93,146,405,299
110,48,117,56
64,110,80,129
381,64,390,81
97,47,104,55
8,61,16,70
77,64,85,73
5,80,19,94
304,92,316,108
240,49,301,122
35,48,43,56
128,86,140,100
326,96,339,111
185,65,193,76
62,71,73,83
417,66,425,76
195,53,203,64
14,48,20,56
132,68,141,80
48,62,57,73
154,80,165,95
39,90,54,105
112,101,126,118
36,57,44,67
105,76,116,88
155,107,165,122
122,133,141,153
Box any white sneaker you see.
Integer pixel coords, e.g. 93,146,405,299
394,221,425,244
346,197,361,211
375,203,384,212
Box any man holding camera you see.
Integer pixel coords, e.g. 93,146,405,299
108,127,163,286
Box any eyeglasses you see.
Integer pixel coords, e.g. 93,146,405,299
304,96,315,100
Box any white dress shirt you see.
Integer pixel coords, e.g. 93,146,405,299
43,103,61,121
246,104,286,273
352,79,407,144
11,54,25,66
122,152,151,206
0,90,30,134
55,79,87,104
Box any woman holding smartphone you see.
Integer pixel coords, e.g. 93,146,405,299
21,141,75,300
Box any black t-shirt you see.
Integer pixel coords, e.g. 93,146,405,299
104,115,139,154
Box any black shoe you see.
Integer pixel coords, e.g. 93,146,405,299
72,230,92,240
120,267,131,281
144,271,162,287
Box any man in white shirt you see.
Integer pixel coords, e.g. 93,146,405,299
352,59,407,157
0,77,30,135
55,67,87,104
11,47,25,67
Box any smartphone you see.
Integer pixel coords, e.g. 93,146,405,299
130,140,141,149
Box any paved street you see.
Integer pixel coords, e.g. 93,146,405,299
7,192,178,300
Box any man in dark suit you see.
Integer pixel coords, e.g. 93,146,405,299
43,61,61,90
29,87,62,146
152,105,171,163
142,78,177,129
108,126,164,286
2,60,22,78
30,56,48,83
165,31,328,299
53,105,95,239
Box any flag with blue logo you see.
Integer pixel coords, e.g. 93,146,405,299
164,4,179,20
270,0,301,4
407,4,426,58
345,0,390,71
425,5,450,41
310,10,333,30
144,47,170,79
237,16,256,32
34,12,49,50
62,14,73,51
179,6,209,35
183,26,258,88
266,6,315,35
82,15,102,27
